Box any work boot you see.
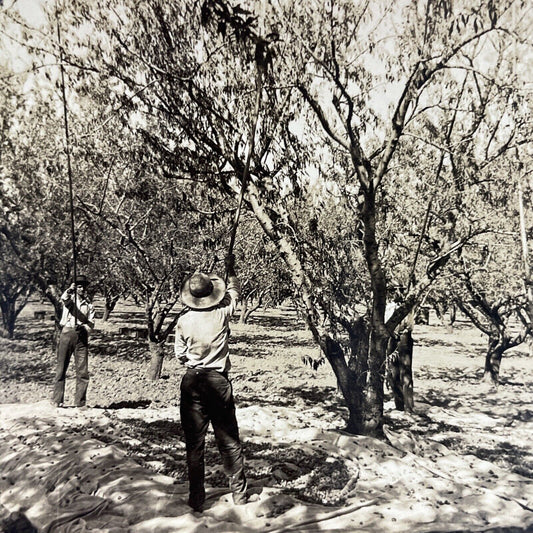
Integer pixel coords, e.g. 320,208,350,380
188,495,204,513
230,472,248,505
188,485,205,513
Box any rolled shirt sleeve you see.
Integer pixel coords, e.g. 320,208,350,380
174,322,189,362
224,275,241,314
60,290,95,331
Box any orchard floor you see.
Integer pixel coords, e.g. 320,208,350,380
0,300,532,532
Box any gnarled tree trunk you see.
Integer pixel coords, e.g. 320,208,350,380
103,293,120,321
319,316,387,437
0,299,17,339
0,283,33,339
387,329,414,412
323,336,365,434
483,332,508,385
247,179,391,437
239,299,249,324
148,340,166,380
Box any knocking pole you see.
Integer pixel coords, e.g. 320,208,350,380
56,4,78,322
225,48,264,281
518,176,532,300
407,73,468,293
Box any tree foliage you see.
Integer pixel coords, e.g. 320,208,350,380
1,0,531,434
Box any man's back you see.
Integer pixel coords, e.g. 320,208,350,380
175,276,240,371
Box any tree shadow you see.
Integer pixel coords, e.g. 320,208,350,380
87,417,189,482
469,442,533,478
12,326,56,344
405,363,533,480
239,393,293,408
385,409,463,435
231,345,278,359
108,310,146,322
231,332,315,351
280,384,344,410
90,332,152,362
95,415,351,507
0,358,51,384
415,366,485,383
416,337,467,348
237,384,347,420
94,399,153,409
444,319,481,331
244,312,305,330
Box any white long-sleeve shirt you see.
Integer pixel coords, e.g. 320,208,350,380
60,289,95,331
175,276,240,372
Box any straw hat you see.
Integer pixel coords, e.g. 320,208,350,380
181,272,226,310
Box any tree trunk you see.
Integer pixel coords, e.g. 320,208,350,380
361,328,387,437
483,334,506,385
102,295,117,321
434,302,446,326
449,303,457,325
360,187,388,437
0,300,16,339
243,302,261,324
387,330,414,412
434,302,455,332
247,180,386,436
323,336,365,434
102,307,112,322
240,293,265,324
344,316,387,437
239,299,249,323
148,340,165,380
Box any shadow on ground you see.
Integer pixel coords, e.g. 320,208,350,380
94,399,153,409
231,332,316,350
92,414,350,507
405,363,533,480
243,309,305,328
0,357,50,384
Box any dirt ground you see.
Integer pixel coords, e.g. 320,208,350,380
0,299,532,532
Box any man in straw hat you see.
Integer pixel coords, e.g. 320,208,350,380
175,254,247,512
51,274,95,409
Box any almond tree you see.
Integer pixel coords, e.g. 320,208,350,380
452,249,531,385
0,246,33,338
447,150,533,384
232,215,293,324
75,149,225,379
517,154,533,354
0,54,75,332
238,0,529,432
2,2,234,377
40,0,531,435
0,69,34,338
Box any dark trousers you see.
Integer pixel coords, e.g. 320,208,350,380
52,327,89,407
180,368,246,509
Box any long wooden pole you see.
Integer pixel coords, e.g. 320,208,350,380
56,5,78,323
225,50,264,281
518,177,532,298
406,74,468,293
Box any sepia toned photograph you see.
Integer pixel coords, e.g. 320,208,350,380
1,0,532,531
